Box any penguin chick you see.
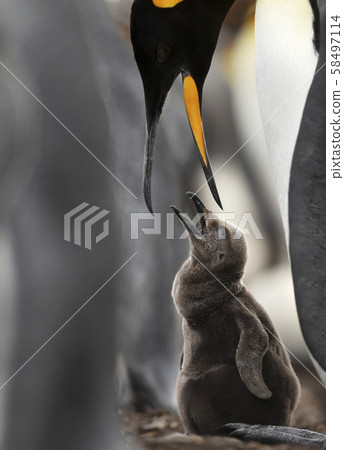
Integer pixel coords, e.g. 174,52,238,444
171,193,300,436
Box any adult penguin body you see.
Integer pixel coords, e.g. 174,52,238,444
255,0,326,380
255,0,320,244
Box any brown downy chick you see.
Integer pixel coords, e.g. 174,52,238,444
171,193,300,436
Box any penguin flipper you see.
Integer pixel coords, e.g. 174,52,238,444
235,316,272,399
217,423,326,449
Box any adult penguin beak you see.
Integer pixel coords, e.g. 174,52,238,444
170,205,205,240
143,114,159,215
142,71,223,213
182,74,223,211
143,73,177,214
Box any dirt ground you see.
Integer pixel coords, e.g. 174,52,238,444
120,364,325,450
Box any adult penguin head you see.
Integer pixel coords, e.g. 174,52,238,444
131,0,233,212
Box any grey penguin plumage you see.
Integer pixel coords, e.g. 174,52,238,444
171,193,300,436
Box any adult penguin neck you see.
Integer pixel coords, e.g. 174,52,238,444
255,0,318,247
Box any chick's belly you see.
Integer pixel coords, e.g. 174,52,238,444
177,364,262,434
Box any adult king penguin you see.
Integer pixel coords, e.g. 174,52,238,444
131,0,325,446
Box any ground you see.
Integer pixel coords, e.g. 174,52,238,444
120,364,325,450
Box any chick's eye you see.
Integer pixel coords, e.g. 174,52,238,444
219,253,225,260
157,42,171,63
217,227,226,240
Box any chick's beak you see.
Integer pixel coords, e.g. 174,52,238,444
187,191,210,233
171,205,205,240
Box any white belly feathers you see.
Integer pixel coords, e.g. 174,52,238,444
255,0,318,245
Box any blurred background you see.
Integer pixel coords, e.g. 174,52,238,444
0,0,324,449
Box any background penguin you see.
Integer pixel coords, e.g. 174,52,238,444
0,0,195,448
171,193,300,434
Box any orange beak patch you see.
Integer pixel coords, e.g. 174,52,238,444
153,0,184,8
183,75,208,167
